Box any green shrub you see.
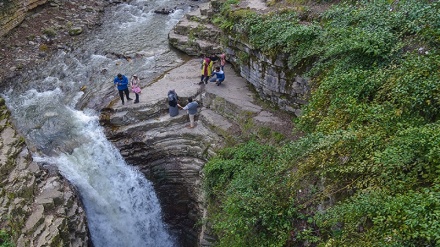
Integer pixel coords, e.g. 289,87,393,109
42,27,57,38
205,0,440,246
0,230,13,247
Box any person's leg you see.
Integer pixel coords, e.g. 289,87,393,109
134,93,139,103
217,79,224,86
204,76,210,84
209,77,216,83
118,90,125,104
200,75,205,84
124,88,132,100
189,114,195,127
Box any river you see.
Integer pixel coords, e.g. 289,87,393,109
2,0,202,246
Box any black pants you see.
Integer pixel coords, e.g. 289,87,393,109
201,75,210,83
134,93,139,102
118,88,130,103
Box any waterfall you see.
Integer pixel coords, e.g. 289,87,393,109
2,0,199,246
29,99,176,247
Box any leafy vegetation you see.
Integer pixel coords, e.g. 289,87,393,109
204,0,440,246
0,230,13,247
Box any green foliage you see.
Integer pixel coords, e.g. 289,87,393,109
316,187,440,247
0,230,13,247
205,0,440,246
204,141,297,246
226,0,240,4
237,12,321,61
42,27,57,38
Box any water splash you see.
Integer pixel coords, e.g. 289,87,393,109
33,108,175,246
2,0,202,245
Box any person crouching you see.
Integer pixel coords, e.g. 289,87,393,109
209,66,225,86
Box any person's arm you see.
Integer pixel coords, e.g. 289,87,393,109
124,76,129,86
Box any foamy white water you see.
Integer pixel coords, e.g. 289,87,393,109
2,0,202,246
33,108,175,247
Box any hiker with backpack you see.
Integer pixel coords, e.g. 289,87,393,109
167,89,179,117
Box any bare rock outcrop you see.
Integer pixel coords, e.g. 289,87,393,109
0,99,89,246
101,58,295,246
169,0,311,116
169,2,222,56
0,0,48,37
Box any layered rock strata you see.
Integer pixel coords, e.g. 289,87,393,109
0,0,48,37
169,0,310,116
169,2,223,56
0,99,89,247
102,58,294,246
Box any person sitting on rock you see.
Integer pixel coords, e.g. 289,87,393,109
209,66,225,86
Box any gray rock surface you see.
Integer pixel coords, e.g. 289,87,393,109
169,0,311,116
102,58,295,246
0,101,89,246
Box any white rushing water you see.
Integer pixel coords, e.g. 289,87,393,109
2,0,200,246
31,100,176,247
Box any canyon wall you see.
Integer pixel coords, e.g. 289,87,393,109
0,1,92,245
225,45,310,117
0,99,89,247
169,1,310,117
0,0,48,37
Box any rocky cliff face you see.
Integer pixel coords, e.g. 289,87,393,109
101,57,295,246
0,0,48,37
169,0,310,117
227,46,310,117
0,99,89,247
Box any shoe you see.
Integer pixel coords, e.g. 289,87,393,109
204,82,208,84
127,98,133,100
122,101,125,105
134,101,139,104
187,125,194,129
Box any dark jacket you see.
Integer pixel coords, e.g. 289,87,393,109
168,90,178,107
114,75,129,90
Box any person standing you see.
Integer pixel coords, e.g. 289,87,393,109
178,97,199,128
130,75,141,103
219,53,226,71
200,57,213,84
209,54,219,65
167,89,179,117
209,66,225,86
114,73,132,105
